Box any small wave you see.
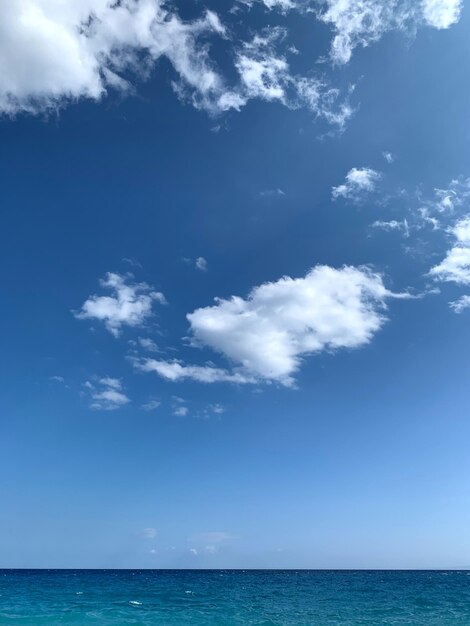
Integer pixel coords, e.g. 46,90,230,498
129,600,142,606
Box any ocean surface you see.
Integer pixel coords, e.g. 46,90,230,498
1,570,470,625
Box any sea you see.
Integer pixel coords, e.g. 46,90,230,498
1,570,470,625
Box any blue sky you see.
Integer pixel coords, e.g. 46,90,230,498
1,0,470,568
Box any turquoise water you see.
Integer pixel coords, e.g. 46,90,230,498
1,570,470,624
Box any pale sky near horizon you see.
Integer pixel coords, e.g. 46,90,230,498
2,0,470,568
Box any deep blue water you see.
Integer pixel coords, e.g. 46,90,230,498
1,570,470,625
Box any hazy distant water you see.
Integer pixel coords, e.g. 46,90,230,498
1,570,470,625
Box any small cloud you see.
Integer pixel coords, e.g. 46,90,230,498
189,548,198,556
195,257,208,272
137,337,159,352
429,216,470,285
141,399,161,411
99,376,121,390
259,188,286,197
450,295,470,313
74,272,166,337
422,0,462,29
173,405,189,417
382,151,394,164
332,167,381,201
371,219,409,237
49,375,65,383
183,257,209,272
122,257,143,269
209,403,225,414
87,377,130,411
141,527,157,539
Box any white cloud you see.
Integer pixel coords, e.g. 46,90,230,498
141,527,157,539
0,1,351,127
417,207,441,230
75,272,166,337
235,30,289,102
88,377,130,411
239,0,298,10
0,1,234,116
189,548,198,556
133,358,255,384
138,337,159,352
141,399,161,411
195,257,208,272
99,376,121,390
383,151,395,164
49,375,65,383
372,219,409,236
431,179,470,213
318,0,462,65
332,167,381,200
259,188,286,197
422,0,462,28
261,0,298,8
429,217,470,285
129,266,410,388
173,405,189,417
233,28,353,128
450,295,470,313
209,403,225,414
186,265,407,386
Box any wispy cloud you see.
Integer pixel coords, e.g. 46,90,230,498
450,295,470,313
429,216,470,286
49,375,65,383
87,377,130,411
137,337,160,353
141,527,157,539
259,188,286,197
319,0,462,65
141,399,161,411
133,359,255,385
195,257,208,272
173,405,189,417
371,219,409,237
0,1,353,128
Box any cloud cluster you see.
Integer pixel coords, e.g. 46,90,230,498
75,272,166,337
0,1,350,126
332,167,381,200
0,1,233,115
319,0,462,65
87,377,130,410
233,28,353,128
